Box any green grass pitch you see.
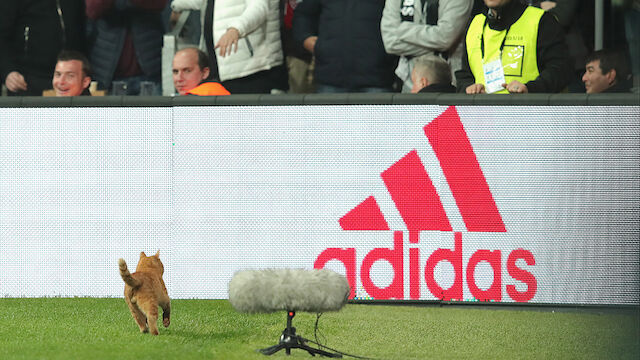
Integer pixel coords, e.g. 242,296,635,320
0,298,637,359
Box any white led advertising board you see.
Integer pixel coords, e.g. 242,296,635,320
1,105,638,305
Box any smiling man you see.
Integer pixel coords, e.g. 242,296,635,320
52,51,92,96
172,47,229,96
582,49,631,94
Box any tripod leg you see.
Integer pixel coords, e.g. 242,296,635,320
294,337,342,358
259,343,286,356
258,311,342,357
301,344,342,358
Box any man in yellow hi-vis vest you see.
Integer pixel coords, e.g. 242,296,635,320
455,0,571,94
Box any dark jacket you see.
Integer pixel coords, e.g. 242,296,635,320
418,83,456,93
455,0,572,93
293,0,397,89
0,0,86,95
86,0,166,89
603,80,632,93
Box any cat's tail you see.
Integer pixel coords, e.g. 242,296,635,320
118,258,141,288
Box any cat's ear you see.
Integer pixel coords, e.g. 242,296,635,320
140,251,146,258
154,250,160,258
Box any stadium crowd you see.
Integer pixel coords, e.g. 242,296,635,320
1,0,638,97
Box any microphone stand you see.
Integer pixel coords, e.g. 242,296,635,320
259,311,342,357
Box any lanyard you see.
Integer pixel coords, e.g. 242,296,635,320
480,16,512,59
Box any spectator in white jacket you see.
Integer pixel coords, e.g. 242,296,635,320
381,0,473,92
171,0,287,93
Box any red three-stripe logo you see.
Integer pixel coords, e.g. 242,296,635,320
339,106,506,236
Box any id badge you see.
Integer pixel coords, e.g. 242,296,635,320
483,57,506,94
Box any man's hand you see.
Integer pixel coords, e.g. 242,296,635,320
303,36,318,54
465,83,486,94
5,71,28,92
503,80,528,93
169,11,181,28
215,27,240,58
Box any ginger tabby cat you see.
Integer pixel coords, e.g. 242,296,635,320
118,251,171,335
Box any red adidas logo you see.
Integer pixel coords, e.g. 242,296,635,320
315,106,537,302
339,106,505,236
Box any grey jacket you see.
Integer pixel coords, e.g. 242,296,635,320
380,0,472,91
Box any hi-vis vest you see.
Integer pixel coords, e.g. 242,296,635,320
187,82,231,96
466,6,544,94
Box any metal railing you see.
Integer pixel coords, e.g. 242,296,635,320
0,93,638,107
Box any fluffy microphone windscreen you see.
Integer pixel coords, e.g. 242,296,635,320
228,268,350,313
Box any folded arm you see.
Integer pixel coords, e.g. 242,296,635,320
382,0,472,57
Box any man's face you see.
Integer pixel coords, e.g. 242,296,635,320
172,50,210,95
582,60,614,94
484,0,511,9
52,60,90,96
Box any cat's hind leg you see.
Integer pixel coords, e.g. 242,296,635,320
141,302,160,335
161,299,171,328
125,297,148,333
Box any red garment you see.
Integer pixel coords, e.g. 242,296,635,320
284,0,297,30
85,0,115,19
187,82,231,96
115,32,142,78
